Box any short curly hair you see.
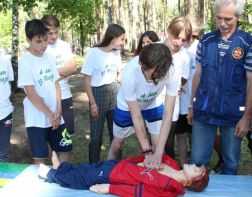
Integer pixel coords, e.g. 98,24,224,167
187,167,209,192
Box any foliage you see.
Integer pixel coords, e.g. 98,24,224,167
0,0,40,14
206,5,216,32
46,0,102,54
239,3,252,33
0,11,12,48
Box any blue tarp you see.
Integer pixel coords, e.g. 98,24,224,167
0,165,252,197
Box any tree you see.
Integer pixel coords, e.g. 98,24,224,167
0,0,39,91
46,0,100,55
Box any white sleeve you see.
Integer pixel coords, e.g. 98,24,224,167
18,58,34,88
80,48,95,76
181,51,191,79
166,66,181,96
7,58,14,81
120,62,137,101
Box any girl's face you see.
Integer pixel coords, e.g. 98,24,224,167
166,30,187,53
142,36,153,48
111,33,126,50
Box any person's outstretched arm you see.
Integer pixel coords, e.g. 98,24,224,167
127,100,151,151
144,95,176,169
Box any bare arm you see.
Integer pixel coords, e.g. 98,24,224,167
83,74,99,119
145,94,176,169
57,58,77,78
53,80,62,129
187,65,202,125
235,71,252,137
127,100,151,150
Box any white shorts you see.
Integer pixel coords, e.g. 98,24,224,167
113,120,162,139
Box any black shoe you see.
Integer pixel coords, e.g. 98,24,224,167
212,159,224,174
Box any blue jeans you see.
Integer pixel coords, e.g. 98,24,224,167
0,113,12,162
191,120,242,175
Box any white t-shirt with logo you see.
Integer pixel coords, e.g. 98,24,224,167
180,40,199,114
81,47,122,87
0,56,13,120
171,47,190,121
45,39,73,99
117,56,180,111
18,51,64,128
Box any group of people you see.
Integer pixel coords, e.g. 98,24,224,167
1,0,252,196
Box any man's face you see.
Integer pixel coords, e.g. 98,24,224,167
216,2,238,37
27,35,48,56
46,26,59,44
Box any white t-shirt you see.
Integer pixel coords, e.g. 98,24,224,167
0,56,13,120
18,51,64,128
171,47,190,121
117,56,180,111
180,40,199,114
45,39,73,99
81,47,122,87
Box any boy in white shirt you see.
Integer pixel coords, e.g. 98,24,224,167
163,16,191,159
18,19,72,164
42,15,77,136
0,50,13,162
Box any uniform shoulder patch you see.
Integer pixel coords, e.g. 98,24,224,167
232,47,244,59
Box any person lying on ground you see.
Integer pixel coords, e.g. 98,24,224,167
39,151,209,197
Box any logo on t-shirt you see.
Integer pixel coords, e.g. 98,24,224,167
0,70,8,84
232,47,244,59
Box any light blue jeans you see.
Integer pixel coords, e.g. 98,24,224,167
191,120,242,175
0,113,12,162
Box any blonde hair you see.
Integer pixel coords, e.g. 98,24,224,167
185,14,204,36
167,16,192,41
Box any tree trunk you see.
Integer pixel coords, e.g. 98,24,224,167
198,0,204,23
94,0,101,43
184,0,191,15
11,0,19,92
79,20,84,56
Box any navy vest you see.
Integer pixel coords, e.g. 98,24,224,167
194,29,252,126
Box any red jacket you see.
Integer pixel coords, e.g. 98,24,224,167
109,154,185,197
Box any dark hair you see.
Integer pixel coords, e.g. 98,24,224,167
139,43,172,84
95,24,125,47
187,170,209,192
25,19,48,40
134,31,160,56
168,16,192,42
41,14,60,28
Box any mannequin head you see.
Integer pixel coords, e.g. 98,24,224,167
183,164,209,192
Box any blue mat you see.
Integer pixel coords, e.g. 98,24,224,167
0,164,252,197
